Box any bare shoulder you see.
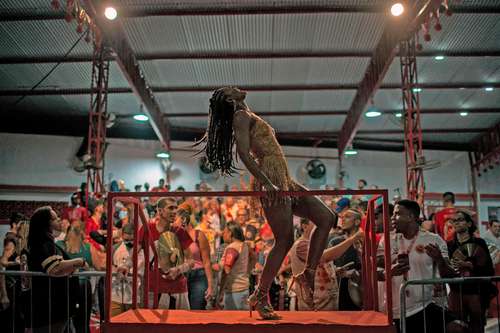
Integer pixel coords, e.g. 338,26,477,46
233,109,251,128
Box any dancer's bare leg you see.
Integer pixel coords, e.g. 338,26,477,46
258,198,294,292
292,183,338,290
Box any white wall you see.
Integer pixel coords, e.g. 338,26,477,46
1,133,499,225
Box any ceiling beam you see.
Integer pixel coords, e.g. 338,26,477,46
2,50,500,64
163,108,499,118
337,0,447,155
0,4,498,21
2,83,498,96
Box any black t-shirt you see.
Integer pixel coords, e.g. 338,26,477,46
27,239,79,327
447,236,497,305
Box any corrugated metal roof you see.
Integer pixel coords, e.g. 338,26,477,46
123,12,384,54
422,14,500,52
139,58,368,86
384,57,500,85
0,20,92,57
0,62,129,89
373,88,500,110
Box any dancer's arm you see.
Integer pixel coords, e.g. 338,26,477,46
233,111,277,190
321,230,364,262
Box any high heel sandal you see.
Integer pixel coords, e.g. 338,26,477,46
288,268,315,309
247,288,282,320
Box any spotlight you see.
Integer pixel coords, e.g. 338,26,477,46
484,87,494,92
391,3,404,17
459,112,468,117
133,114,149,122
104,7,117,20
434,55,445,60
395,112,403,118
156,152,171,159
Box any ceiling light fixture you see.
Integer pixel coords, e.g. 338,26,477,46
365,105,382,118
391,3,404,16
133,114,149,122
104,7,118,20
459,112,469,117
412,87,422,93
484,87,494,92
434,55,445,60
344,146,358,156
395,112,403,118
156,152,171,159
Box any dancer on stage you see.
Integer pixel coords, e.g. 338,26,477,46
196,87,337,319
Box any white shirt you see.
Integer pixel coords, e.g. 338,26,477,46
377,230,449,319
483,229,500,264
111,242,145,304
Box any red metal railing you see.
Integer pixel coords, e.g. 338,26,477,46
105,189,394,326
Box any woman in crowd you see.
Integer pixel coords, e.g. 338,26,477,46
27,206,87,333
216,222,255,311
56,226,93,333
0,236,25,333
177,202,214,310
447,210,496,333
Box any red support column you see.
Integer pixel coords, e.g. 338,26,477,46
86,41,110,203
400,37,425,207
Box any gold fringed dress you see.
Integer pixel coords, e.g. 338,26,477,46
248,112,300,206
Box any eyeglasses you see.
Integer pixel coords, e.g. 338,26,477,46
450,217,466,224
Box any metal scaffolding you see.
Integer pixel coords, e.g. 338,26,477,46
400,37,425,206
85,41,111,204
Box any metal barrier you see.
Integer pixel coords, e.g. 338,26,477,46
400,276,500,333
0,270,107,333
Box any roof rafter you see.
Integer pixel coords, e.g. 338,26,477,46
1,50,499,64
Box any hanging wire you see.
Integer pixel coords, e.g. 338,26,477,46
10,28,89,107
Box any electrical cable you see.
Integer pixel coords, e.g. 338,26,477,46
10,28,89,107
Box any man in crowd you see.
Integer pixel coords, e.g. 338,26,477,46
62,192,88,228
433,192,457,241
329,209,364,310
139,197,194,309
484,219,500,265
378,199,459,333
235,207,250,232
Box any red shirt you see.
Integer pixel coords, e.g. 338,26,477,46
434,207,456,241
62,206,87,224
85,216,101,250
138,217,193,293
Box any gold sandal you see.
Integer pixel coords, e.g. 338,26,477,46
248,288,282,320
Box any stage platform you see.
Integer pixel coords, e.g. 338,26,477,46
107,309,396,333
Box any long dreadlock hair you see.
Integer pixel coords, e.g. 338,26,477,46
194,87,238,176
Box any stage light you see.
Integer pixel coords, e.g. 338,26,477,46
344,147,358,156
434,55,445,60
133,114,149,122
391,3,404,16
484,87,494,92
395,112,403,118
156,152,171,159
459,112,468,117
104,7,117,20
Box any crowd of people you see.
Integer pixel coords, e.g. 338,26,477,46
0,178,499,333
